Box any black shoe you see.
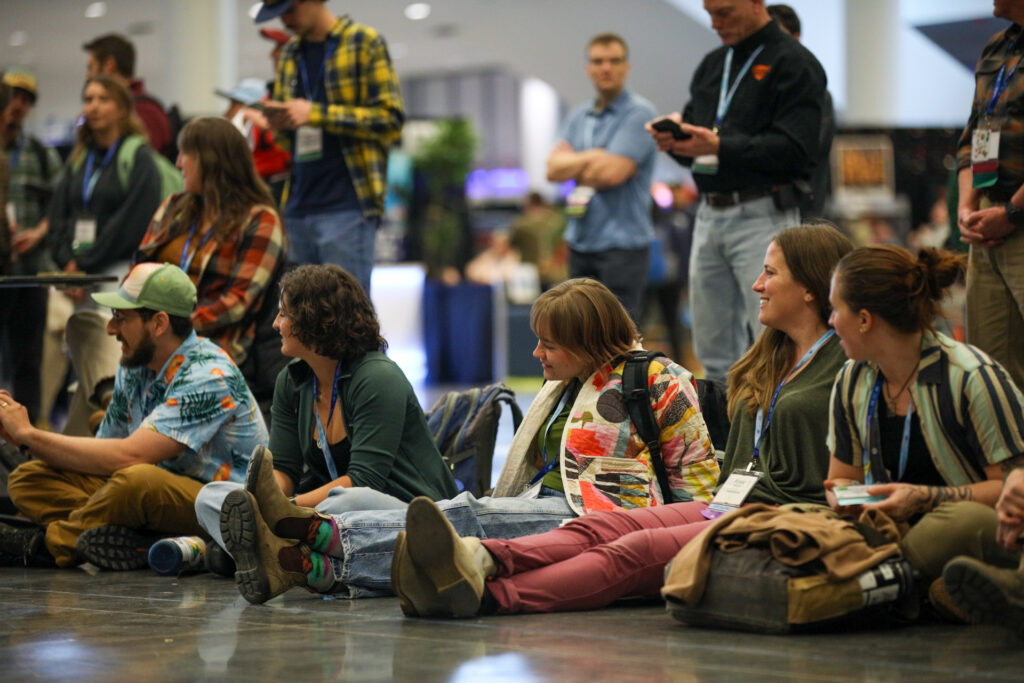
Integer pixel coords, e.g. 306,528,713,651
77,525,162,571
0,521,55,567
205,541,236,578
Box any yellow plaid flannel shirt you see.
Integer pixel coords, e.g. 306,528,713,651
273,16,404,218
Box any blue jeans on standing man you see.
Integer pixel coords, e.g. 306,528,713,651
285,208,378,294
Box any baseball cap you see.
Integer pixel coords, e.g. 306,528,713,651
254,0,294,24
2,68,38,103
92,263,197,318
260,27,291,45
214,77,267,106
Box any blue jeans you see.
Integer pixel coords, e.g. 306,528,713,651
284,209,378,295
193,484,574,598
689,196,799,383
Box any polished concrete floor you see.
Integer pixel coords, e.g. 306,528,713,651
1,566,1023,682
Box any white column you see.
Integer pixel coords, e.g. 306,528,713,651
165,0,237,118
844,0,901,126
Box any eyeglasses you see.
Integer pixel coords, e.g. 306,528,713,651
110,310,140,325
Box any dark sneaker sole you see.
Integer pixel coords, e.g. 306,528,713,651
945,560,1024,637
220,489,272,605
244,445,271,496
77,525,157,571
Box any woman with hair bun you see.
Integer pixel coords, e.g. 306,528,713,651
825,245,1024,609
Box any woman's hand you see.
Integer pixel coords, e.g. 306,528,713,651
996,468,1024,551
862,483,934,521
823,478,863,516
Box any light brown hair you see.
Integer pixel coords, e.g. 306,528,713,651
530,277,639,377
833,246,966,334
73,75,145,162
587,33,628,59
727,224,854,417
168,116,277,240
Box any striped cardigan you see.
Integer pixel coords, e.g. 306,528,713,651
828,331,1024,484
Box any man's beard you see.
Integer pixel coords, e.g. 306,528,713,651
121,332,156,367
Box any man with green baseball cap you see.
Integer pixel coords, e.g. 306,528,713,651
0,262,268,571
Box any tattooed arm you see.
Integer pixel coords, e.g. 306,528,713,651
863,457,1018,521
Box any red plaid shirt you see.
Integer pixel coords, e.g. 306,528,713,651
134,194,287,364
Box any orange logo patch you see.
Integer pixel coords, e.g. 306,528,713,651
752,64,771,81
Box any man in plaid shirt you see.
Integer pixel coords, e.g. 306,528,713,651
957,0,1024,392
0,69,63,424
256,0,404,295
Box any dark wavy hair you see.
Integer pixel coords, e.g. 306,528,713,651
279,264,387,360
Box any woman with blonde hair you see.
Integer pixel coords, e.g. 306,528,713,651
392,225,856,618
210,276,717,604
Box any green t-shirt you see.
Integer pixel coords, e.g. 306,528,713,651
535,379,582,492
719,335,846,505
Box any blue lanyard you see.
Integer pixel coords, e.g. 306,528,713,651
716,45,765,127
987,42,1023,116
312,362,343,481
529,381,577,485
179,222,215,273
9,137,25,168
299,38,338,102
752,329,834,463
81,143,120,210
863,376,914,484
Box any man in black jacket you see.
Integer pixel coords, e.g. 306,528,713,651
648,0,827,383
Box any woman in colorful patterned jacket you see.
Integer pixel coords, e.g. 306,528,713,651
209,276,717,605
391,224,855,618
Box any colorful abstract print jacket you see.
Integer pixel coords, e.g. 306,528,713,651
496,353,719,515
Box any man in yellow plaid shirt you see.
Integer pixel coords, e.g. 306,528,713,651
256,0,404,295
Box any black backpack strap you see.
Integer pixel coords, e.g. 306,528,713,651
622,351,673,503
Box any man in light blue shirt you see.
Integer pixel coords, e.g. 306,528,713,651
0,263,267,571
546,33,657,322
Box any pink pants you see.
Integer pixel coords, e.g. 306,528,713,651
481,501,712,614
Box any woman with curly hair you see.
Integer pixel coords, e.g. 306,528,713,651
194,264,458,570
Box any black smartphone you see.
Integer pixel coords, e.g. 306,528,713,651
651,118,692,141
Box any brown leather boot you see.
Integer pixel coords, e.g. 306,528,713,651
244,445,327,539
944,556,1024,638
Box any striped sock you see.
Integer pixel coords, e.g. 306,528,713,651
306,515,342,556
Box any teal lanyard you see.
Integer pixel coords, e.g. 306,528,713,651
863,376,914,484
312,362,343,481
715,45,765,127
529,380,578,485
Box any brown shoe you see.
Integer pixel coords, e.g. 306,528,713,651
927,577,972,624
220,488,307,604
404,497,494,618
944,556,1024,638
244,445,324,539
391,531,445,617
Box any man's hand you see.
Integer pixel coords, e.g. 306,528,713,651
646,113,720,157
0,390,33,446
960,206,1016,247
264,99,314,130
12,225,46,255
241,106,271,130
996,468,1024,551
861,482,924,521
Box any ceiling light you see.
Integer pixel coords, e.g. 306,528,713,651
9,31,27,47
85,2,107,19
405,3,431,21
249,3,263,20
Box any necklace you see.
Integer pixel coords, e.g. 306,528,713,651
883,371,916,413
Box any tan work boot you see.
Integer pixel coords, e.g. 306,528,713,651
944,556,1024,638
391,531,446,617
244,445,325,539
927,577,972,624
220,488,308,604
403,496,496,618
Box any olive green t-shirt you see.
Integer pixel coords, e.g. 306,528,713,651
719,335,846,505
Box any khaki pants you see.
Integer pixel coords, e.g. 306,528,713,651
7,460,205,567
63,311,121,436
901,501,1018,583
966,197,1024,391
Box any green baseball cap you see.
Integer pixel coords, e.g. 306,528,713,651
92,263,197,318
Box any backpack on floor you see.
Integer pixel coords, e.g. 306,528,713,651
427,384,523,496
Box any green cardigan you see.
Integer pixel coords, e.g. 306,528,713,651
720,335,846,505
269,353,458,502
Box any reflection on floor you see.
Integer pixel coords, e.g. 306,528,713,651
1,567,1021,681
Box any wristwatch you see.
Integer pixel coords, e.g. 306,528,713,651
1005,202,1024,228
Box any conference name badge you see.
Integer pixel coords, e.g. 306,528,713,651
971,122,1000,189
692,154,720,175
73,217,97,253
296,125,324,162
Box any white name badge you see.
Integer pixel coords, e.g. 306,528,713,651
295,125,323,162
971,123,1000,189
73,218,97,252
707,469,761,512
565,185,595,218
517,481,543,499
692,154,720,175
5,202,16,228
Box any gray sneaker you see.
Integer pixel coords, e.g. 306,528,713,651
943,556,1024,638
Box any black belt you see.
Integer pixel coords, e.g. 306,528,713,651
702,187,774,208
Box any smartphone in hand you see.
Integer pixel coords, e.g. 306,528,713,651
651,118,692,141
